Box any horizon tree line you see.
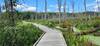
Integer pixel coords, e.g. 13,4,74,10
3,0,100,21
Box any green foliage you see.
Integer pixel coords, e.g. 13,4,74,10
44,21,56,27
76,18,100,30
60,21,72,28
0,21,42,46
34,20,56,27
63,17,100,31
59,17,100,46
61,29,97,46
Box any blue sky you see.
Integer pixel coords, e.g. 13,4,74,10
0,0,99,12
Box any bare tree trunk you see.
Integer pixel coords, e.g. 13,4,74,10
4,0,16,26
97,0,99,16
44,0,47,20
77,2,80,17
71,0,74,17
94,8,96,16
84,0,87,16
0,5,1,13
63,0,66,20
35,0,38,20
4,0,8,12
10,0,15,26
57,0,62,24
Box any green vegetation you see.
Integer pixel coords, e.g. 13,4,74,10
0,21,43,46
1,10,100,46
1,0,100,46
33,20,57,27
86,35,100,46
61,29,97,46
0,11,43,46
35,17,100,46
57,20,98,46
60,17,100,46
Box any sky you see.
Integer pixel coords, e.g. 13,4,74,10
0,0,100,13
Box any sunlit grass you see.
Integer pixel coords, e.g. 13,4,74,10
85,35,100,46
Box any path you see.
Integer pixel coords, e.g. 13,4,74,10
33,23,67,46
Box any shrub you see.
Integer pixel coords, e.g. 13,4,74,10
62,29,97,46
60,21,72,28
0,23,42,46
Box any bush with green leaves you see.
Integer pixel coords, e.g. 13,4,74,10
61,28,98,46
34,20,56,27
0,23,43,46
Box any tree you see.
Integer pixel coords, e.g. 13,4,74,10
0,5,1,13
84,0,87,16
4,0,17,12
71,0,74,17
44,0,47,20
4,0,17,26
4,0,8,12
35,0,38,20
96,0,99,16
57,0,62,24
63,0,66,20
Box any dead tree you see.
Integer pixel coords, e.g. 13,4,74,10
57,0,62,24
0,5,1,13
84,0,87,16
35,0,38,20
71,0,74,17
77,1,81,16
97,0,99,16
63,0,66,20
4,0,17,26
44,0,47,20
4,0,9,12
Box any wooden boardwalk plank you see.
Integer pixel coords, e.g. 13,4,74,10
33,23,67,46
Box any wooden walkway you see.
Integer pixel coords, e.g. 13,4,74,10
33,23,67,46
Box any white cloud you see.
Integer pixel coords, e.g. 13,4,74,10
94,0,100,12
15,4,36,12
94,5,100,12
56,6,64,9
86,3,96,7
96,0,100,2
50,4,66,9
47,9,51,12
22,7,36,11
86,0,100,12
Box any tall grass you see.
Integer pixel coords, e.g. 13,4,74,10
0,21,43,46
61,28,98,46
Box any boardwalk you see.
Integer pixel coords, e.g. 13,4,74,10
33,23,67,46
